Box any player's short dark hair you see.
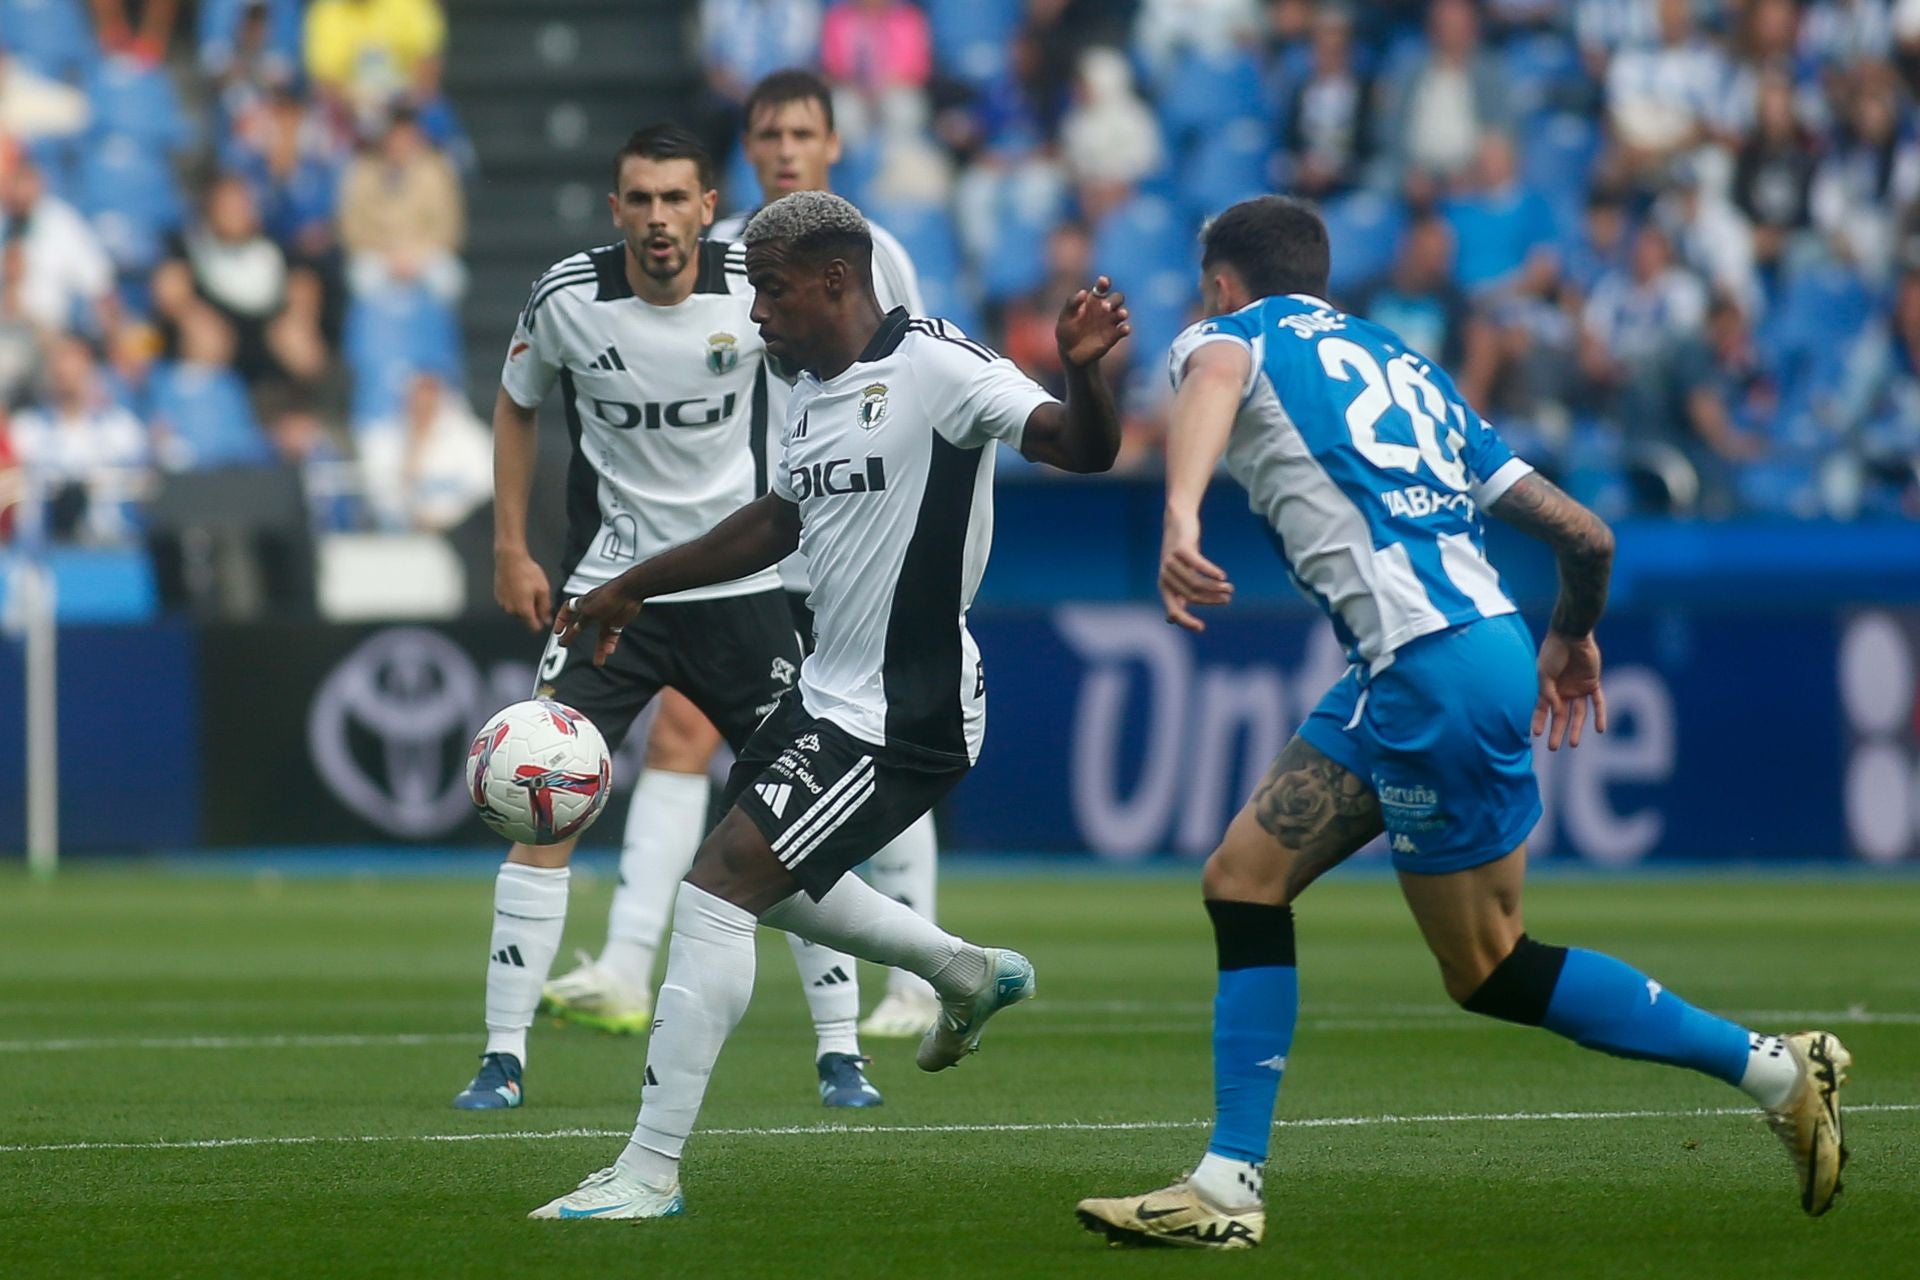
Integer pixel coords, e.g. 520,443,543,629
743,68,835,135
612,123,714,193
1201,195,1331,301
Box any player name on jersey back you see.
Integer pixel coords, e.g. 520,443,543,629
501,240,780,603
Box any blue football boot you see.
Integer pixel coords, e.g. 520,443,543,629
816,1053,884,1108
452,1052,524,1110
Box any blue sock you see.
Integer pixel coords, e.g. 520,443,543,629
1204,901,1298,1164
1463,936,1750,1085
1543,948,1750,1083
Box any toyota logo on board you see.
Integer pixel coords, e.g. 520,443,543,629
307,628,485,837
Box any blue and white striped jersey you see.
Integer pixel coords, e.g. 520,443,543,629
1169,293,1533,671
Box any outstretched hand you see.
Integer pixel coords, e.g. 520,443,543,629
1159,508,1233,632
1533,630,1608,750
553,582,644,668
1057,276,1131,367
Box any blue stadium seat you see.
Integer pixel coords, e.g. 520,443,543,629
976,174,1065,305
1094,195,1197,380
1179,117,1274,227
1154,49,1270,153
1320,190,1406,299
79,132,185,273
196,0,302,71
1519,112,1600,248
1502,30,1583,121
1759,262,1877,424
0,0,95,79
929,0,1022,86
85,54,193,151
1092,193,1191,281
150,361,273,469
344,287,463,425
865,197,978,327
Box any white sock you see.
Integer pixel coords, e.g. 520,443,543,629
761,873,987,999
1190,1152,1264,1210
1740,1032,1801,1109
598,768,709,989
483,862,570,1064
867,813,940,1001
617,883,758,1187
786,933,862,1058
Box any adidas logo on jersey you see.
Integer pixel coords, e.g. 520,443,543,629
491,945,526,967
588,345,627,372
811,965,852,987
755,782,794,818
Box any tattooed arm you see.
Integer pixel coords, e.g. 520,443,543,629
1488,472,1615,750
1488,471,1615,637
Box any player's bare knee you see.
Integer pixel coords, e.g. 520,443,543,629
1201,840,1292,906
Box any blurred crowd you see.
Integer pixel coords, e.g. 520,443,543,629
2,0,1915,563
702,0,1920,517
0,0,490,555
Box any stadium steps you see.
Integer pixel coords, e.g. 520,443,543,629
446,0,698,411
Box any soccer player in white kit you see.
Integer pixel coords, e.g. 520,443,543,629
529,190,1130,1220
455,126,882,1112
542,70,946,1049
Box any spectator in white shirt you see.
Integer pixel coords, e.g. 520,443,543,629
1376,0,1514,189
358,371,492,533
1583,221,1708,373
9,334,150,543
1133,0,1262,76
1811,62,1920,281
1060,46,1165,221
1606,0,1731,177
0,158,115,336
701,0,822,105
0,52,90,143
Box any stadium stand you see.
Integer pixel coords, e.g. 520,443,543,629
0,0,1916,625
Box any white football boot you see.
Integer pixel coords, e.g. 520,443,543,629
1765,1030,1851,1216
528,1166,684,1221
538,950,653,1035
916,948,1035,1072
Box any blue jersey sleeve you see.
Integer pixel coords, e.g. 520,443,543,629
1461,413,1533,506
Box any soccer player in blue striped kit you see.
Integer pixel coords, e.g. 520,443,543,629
1075,196,1851,1250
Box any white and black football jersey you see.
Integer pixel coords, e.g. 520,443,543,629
500,240,780,602
774,308,1057,767
712,209,923,593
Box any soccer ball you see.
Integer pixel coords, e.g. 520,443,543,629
466,699,613,845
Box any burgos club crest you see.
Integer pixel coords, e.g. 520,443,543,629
858,383,889,430
707,331,739,374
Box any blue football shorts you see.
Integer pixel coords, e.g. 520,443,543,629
1298,613,1544,875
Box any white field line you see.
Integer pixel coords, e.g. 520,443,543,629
5,1104,1918,1157
6,1007,1918,1054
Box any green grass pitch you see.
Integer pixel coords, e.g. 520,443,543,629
4,865,1917,1278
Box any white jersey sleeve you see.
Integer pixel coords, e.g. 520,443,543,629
910,320,1057,451
1166,317,1263,402
500,257,583,409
